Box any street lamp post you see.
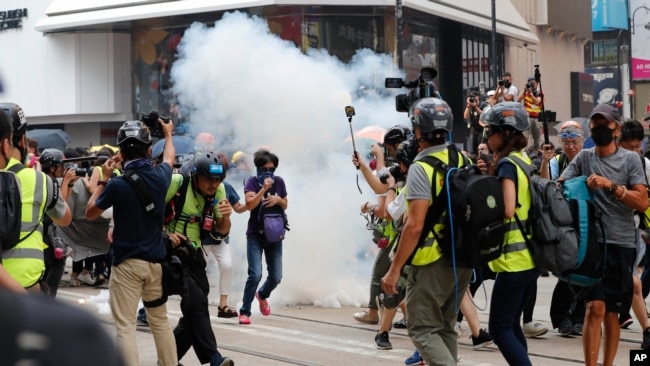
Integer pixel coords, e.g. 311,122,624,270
628,5,650,119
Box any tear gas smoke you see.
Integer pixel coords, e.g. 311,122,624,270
172,11,409,309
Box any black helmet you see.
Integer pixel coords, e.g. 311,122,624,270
117,120,153,146
409,98,453,134
192,152,226,180
395,139,418,167
383,125,412,146
483,102,530,132
0,103,27,137
40,148,65,170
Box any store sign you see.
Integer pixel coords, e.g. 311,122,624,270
0,8,27,31
592,0,628,32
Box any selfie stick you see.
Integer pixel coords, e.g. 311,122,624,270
346,106,363,194
535,65,549,145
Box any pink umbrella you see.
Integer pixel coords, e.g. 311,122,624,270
350,125,386,143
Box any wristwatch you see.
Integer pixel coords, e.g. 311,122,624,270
608,182,619,195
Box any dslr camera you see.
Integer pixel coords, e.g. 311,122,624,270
378,165,405,184
140,111,171,138
498,79,505,86
64,163,89,177
469,97,476,104
385,67,440,112
526,82,534,90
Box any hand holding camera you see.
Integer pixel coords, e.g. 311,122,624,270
141,111,173,138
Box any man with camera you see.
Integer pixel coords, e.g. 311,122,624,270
86,117,178,366
494,72,518,102
164,152,235,366
518,75,544,154
464,91,485,155
1,103,72,293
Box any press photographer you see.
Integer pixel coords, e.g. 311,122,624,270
517,75,544,154
494,72,517,102
464,91,485,155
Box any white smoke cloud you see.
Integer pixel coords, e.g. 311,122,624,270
172,12,410,309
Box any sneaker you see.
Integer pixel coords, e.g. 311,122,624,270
523,322,548,338
94,273,106,287
78,271,95,286
454,322,462,338
404,349,422,365
620,317,634,329
374,331,392,350
353,310,379,325
136,310,149,327
471,328,494,350
571,323,583,336
643,327,650,350
238,314,250,325
557,318,573,337
211,354,234,366
256,292,271,316
69,276,80,287
393,318,408,329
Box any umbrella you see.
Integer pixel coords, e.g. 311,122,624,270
151,135,196,158
344,125,386,143
26,129,72,150
90,144,119,153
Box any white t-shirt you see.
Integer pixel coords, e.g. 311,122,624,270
387,189,406,220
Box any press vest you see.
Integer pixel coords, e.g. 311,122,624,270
166,174,226,246
488,152,536,273
409,149,466,266
522,92,541,118
2,158,48,287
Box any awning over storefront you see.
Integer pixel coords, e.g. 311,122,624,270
35,0,538,45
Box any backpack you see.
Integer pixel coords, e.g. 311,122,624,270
0,164,58,251
256,181,289,243
509,156,605,287
0,166,22,250
417,145,506,268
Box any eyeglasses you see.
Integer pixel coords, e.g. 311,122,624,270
259,167,276,173
562,140,581,147
560,132,583,139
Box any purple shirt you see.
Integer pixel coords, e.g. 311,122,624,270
244,176,287,237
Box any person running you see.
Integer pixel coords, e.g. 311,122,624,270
239,148,288,325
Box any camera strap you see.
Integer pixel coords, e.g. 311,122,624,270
122,169,161,222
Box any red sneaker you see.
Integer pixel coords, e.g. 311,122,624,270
238,314,251,325
256,292,271,316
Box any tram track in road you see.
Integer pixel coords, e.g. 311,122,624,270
57,289,640,365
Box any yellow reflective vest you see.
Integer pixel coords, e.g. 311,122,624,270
410,148,467,266
2,158,48,287
488,152,536,273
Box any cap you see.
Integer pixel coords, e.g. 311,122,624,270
527,75,535,82
589,104,620,124
487,90,496,97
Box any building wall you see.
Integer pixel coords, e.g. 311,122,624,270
0,0,132,148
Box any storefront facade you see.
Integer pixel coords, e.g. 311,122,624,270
0,0,588,149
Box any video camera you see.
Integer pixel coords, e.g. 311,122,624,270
385,67,440,112
140,111,171,138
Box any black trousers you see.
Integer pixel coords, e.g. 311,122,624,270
549,279,585,329
174,251,223,364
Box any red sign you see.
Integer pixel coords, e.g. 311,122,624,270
462,57,490,72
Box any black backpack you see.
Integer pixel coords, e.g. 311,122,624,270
0,165,22,250
417,145,506,268
0,164,58,251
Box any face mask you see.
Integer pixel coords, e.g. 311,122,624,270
256,167,275,186
504,81,512,88
590,125,614,146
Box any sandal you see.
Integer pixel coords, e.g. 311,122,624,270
218,305,238,318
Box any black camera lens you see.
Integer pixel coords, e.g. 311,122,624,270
469,97,476,103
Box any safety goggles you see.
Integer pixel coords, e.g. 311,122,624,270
258,167,276,173
560,132,583,139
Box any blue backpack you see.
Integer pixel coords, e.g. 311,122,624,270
509,156,605,288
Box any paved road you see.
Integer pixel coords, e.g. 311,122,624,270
53,271,647,366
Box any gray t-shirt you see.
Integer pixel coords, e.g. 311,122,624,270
406,144,450,202
560,147,646,247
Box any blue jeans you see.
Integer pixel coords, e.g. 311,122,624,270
239,235,283,317
488,268,539,366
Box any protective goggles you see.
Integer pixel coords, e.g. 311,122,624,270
258,167,276,173
560,132,583,139
484,126,502,136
